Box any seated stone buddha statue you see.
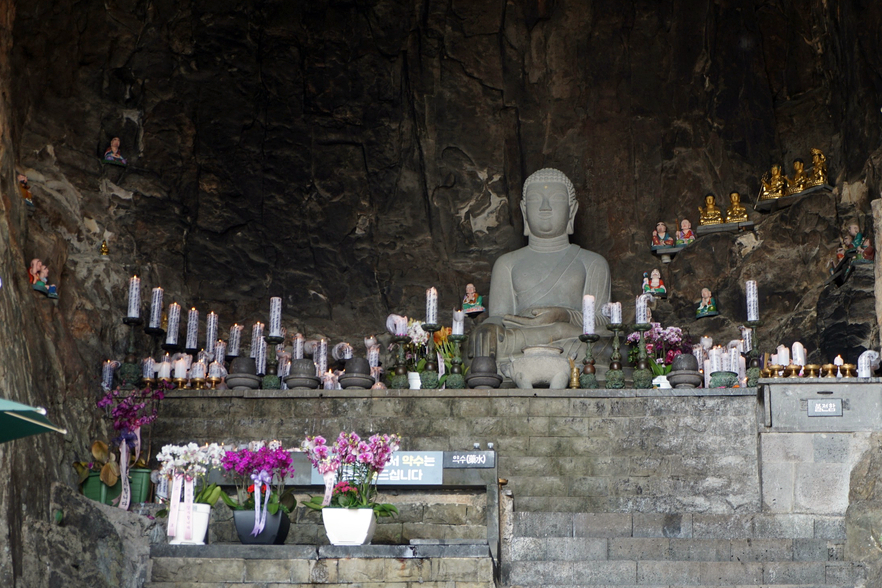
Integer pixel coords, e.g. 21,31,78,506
698,193,723,226
467,168,611,374
725,191,748,223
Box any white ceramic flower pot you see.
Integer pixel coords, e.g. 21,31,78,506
322,508,377,545
168,503,211,545
407,371,421,390
652,375,672,389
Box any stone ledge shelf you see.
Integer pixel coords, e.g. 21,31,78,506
165,387,758,399
150,542,492,559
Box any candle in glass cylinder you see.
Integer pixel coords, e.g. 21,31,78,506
709,347,723,373
214,340,226,363
791,342,806,366
727,347,740,374
426,287,438,324
250,322,264,358
148,287,164,329
746,280,759,321
452,310,465,335
205,312,218,356
185,308,199,349
776,345,790,366
174,357,188,379
293,333,304,359
582,294,595,335
316,339,328,377
126,276,140,319
228,324,243,357
268,297,282,337
740,326,752,353
158,357,172,380
166,303,181,345
368,344,380,368
256,338,267,375
142,357,156,380
101,360,118,390
190,360,206,380
635,294,651,324
208,360,223,379
602,302,622,325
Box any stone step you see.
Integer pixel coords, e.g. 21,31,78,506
510,536,843,562
506,559,866,586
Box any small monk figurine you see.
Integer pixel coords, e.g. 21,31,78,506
676,219,695,245
698,194,723,226
848,223,875,261
760,163,787,200
807,148,828,187
33,263,58,298
28,258,42,285
725,191,748,223
786,158,810,196
462,283,485,315
642,269,666,296
18,174,34,208
696,287,718,318
651,221,675,249
104,137,127,165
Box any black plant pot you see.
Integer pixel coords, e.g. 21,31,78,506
232,509,291,544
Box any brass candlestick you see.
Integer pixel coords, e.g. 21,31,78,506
207,376,221,390
632,323,653,389
191,377,206,390
447,334,467,390
391,335,411,389
578,333,600,389
842,363,856,378
822,363,837,378
803,364,820,378
173,377,187,389
263,334,284,390
606,323,625,389
745,320,763,387
420,323,441,390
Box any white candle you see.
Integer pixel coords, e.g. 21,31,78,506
739,356,747,381
185,308,199,349
250,323,264,357
256,338,267,375
582,295,595,335
228,324,243,357
102,360,117,390
158,359,171,380
709,347,723,373
205,312,218,356
126,276,140,319
174,358,188,379
692,344,704,367
166,303,181,345
322,371,337,390
740,327,752,353
776,345,790,366
700,336,713,350
368,344,380,368
426,287,438,324
208,361,223,379
142,357,155,379
190,360,206,380
269,297,282,337
791,342,806,366
316,339,328,377
704,359,711,388
452,310,465,336
341,343,353,360
293,333,304,359
149,287,164,329
746,280,759,322
214,340,226,362
728,347,740,374
602,302,622,325
635,294,652,324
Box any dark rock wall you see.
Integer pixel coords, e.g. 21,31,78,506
1,0,882,584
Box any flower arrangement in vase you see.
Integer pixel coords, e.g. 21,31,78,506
626,323,694,377
301,432,401,545
219,441,296,544
74,383,167,509
156,442,225,544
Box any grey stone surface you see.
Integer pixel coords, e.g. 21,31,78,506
767,382,882,432
632,513,693,538
794,463,851,515
761,461,795,513
763,560,826,584
814,433,852,463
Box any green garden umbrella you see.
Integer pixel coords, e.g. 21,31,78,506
0,398,67,444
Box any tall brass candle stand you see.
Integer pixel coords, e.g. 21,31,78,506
632,323,653,389
579,333,600,389
745,320,763,387
446,334,468,389
263,335,284,390
420,323,441,390
606,324,626,389
120,317,144,390
391,335,411,389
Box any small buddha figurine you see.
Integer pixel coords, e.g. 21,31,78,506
462,283,485,315
28,258,42,285
651,221,675,249
807,148,828,187
696,287,718,318
104,137,127,165
34,264,58,298
786,158,810,195
675,219,695,245
642,269,666,296
760,163,787,200
698,193,723,226
17,174,34,207
725,191,748,223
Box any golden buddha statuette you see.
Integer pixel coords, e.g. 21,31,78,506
725,191,748,223
698,193,724,226
807,148,828,187
760,163,787,200
786,158,810,196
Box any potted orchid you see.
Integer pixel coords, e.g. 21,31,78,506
155,442,225,545
74,383,167,509
301,431,401,545
219,441,296,544
627,323,693,381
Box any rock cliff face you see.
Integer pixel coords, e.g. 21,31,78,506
1,0,882,584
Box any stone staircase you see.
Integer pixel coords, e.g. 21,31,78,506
504,512,866,587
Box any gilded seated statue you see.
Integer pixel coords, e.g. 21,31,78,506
760,163,787,200
786,158,810,196
698,193,723,226
467,168,611,374
807,148,828,187
725,191,748,223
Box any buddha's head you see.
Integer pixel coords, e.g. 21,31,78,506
521,168,578,238
705,193,716,206
793,158,804,173
650,269,661,282
848,223,860,237
465,283,476,296
771,164,782,176
730,191,741,205
811,148,824,164
701,287,711,299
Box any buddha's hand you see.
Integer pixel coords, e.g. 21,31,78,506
468,322,505,359
502,306,569,327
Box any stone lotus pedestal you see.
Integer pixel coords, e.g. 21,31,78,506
321,508,377,546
